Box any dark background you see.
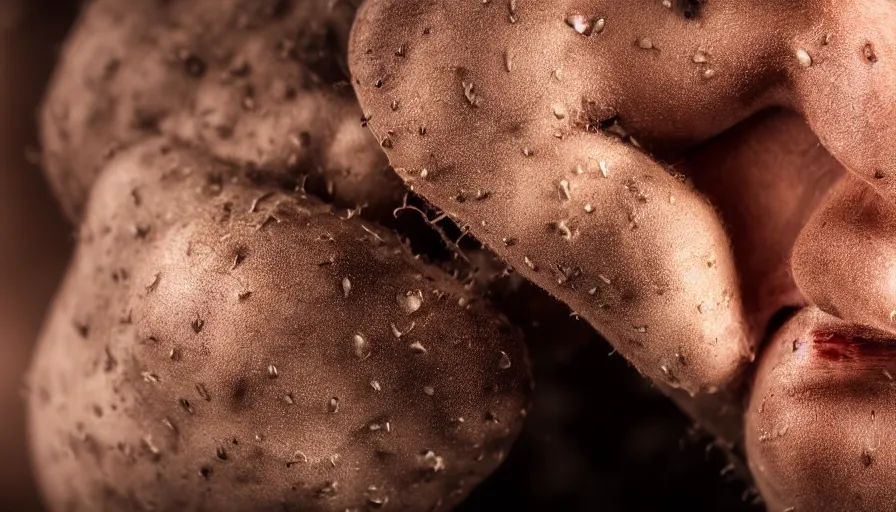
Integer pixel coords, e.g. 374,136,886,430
0,1,761,510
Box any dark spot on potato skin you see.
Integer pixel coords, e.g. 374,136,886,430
180,53,207,78
227,377,251,412
675,0,704,19
863,42,878,64
861,449,874,468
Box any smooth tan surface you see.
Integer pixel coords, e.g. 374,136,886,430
747,308,896,511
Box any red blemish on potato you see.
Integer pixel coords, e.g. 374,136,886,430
813,333,896,362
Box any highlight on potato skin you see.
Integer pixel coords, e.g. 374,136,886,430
791,176,896,339
27,140,532,511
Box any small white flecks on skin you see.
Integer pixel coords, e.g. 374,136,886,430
564,14,606,37
796,48,813,68
558,179,572,201
353,333,371,360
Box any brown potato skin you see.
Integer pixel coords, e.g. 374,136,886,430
684,110,843,348
349,0,763,394
41,0,404,221
660,110,844,444
27,140,531,511
347,0,896,424
790,0,896,202
746,308,896,512
792,176,896,338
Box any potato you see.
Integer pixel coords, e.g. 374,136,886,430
746,307,896,511
38,0,896,508
791,175,896,337
790,1,896,201
348,0,896,418
661,109,844,444
746,158,896,512
349,0,759,395
27,139,531,511
41,0,404,221
684,109,843,348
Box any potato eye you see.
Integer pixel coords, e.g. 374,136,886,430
675,0,704,19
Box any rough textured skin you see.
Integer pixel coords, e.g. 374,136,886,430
348,3,896,506
347,0,894,387
746,308,896,512
349,0,805,395
41,0,404,221
28,140,531,511
37,0,896,508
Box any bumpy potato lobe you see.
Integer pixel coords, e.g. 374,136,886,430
28,140,532,511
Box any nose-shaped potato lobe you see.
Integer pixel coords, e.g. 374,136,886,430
349,0,772,397
793,176,896,338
